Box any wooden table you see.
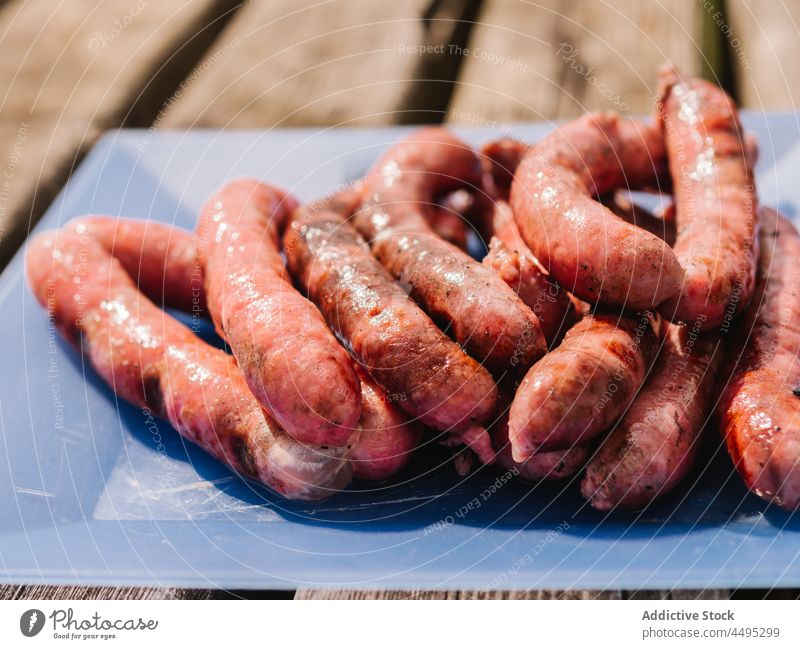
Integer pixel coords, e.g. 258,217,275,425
1,0,797,601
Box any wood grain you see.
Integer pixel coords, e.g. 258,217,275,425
295,589,623,600
447,0,702,124
0,0,240,267
727,0,800,109
294,588,731,600
0,585,211,600
0,584,297,600
161,0,481,128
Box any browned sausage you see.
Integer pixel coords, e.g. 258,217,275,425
484,127,758,199
483,200,578,348
68,217,203,313
510,112,683,309
717,208,800,510
657,65,759,331
197,179,362,447
582,322,722,510
481,137,526,199
509,311,658,462
356,127,546,376
351,367,422,481
493,410,589,482
284,206,499,442
26,229,352,500
67,214,422,484
601,192,676,246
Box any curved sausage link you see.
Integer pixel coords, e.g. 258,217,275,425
510,112,683,310
582,322,722,510
657,66,759,330
484,125,758,201
284,206,498,442
717,208,800,510
601,192,676,246
356,127,546,376
26,230,352,500
509,311,658,462
481,137,526,199
492,410,589,482
351,366,422,481
66,217,204,313
483,137,676,245
427,190,472,250
197,179,362,447
69,213,416,483
483,200,578,348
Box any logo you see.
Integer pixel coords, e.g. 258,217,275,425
20,609,45,637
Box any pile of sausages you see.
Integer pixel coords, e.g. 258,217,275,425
26,66,800,511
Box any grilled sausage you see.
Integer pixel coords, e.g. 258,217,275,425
67,217,203,312
481,137,526,199
356,127,546,376
284,206,498,446
483,200,578,348
657,65,759,330
197,179,362,447
510,112,683,309
66,214,422,483
582,322,722,510
508,311,658,462
601,192,676,246
26,229,352,500
493,410,589,482
717,208,800,510
351,367,422,481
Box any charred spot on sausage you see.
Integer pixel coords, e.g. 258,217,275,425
142,375,165,418
230,436,257,476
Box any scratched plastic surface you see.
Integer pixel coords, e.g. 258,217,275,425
1,117,799,590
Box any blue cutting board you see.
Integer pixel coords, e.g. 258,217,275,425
1,115,799,590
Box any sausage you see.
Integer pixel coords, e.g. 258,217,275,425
657,65,759,330
65,214,422,484
284,206,499,442
305,181,365,219
197,179,362,447
492,409,589,482
582,322,722,510
427,190,472,250
485,126,758,200
481,137,526,199
508,311,658,462
600,192,676,246
483,200,578,347
26,229,352,500
66,217,203,313
356,127,546,376
351,367,422,481
482,136,677,245
510,112,683,309
716,208,800,510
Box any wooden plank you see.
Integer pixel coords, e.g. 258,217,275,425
0,585,213,600
448,0,702,124
0,584,299,599
727,0,800,109
0,0,241,267
161,0,482,128
295,588,731,599
295,589,623,600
